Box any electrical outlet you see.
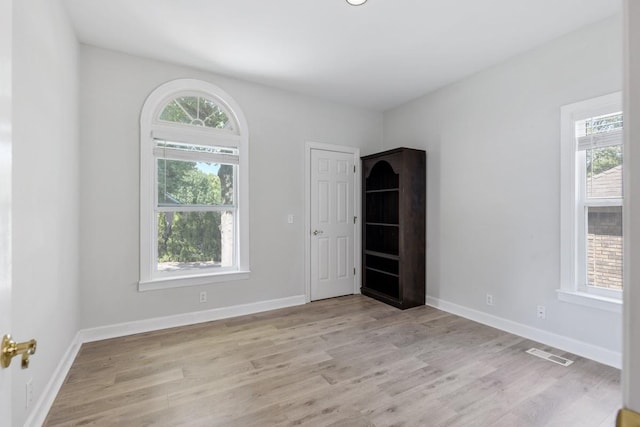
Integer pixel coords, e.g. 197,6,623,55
537,305,546,320
199,291,207,303
25,378,33,409
287,214,294,224
486,294,494,306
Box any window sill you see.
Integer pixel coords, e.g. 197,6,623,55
139,270,251,292
556,289,622,313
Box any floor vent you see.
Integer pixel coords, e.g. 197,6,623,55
526,348,574,367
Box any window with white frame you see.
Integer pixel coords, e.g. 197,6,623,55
139,79,249,291
560,92,623,309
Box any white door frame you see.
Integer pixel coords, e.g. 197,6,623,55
305,141,361,303
0,0,12,420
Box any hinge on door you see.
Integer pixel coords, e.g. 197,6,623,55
354,216,357,224
354,268,356,275
353,165,356,173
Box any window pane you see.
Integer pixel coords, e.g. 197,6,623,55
585,146,622,198
584,112,623,135
587,206,622,290
157,159,234,206
159,96,233,130
157,211,235,272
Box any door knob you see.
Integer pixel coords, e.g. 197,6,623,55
1,335,37,369
313,230,324,236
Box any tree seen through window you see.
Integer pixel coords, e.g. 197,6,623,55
156,159,234,270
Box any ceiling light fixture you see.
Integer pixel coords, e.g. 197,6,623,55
347,0,367,5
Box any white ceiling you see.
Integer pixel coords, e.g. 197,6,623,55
62,0,620,111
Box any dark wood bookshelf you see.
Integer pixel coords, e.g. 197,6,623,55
361,147,426,309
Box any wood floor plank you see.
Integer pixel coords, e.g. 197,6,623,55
44,295,621,426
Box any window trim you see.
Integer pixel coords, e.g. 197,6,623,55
139,79,250,291
560,92,622,312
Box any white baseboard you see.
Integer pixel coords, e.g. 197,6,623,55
426,296,622,369
30,295,306,426
24,331,83,427
80,295,307,343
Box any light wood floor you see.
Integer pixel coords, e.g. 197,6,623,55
44,295,620,426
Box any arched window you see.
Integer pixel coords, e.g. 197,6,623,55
139,79,249,290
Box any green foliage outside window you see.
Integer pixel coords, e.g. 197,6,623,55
586,146,622,178
584,113,623,178
158,211,221,263
159,96,230,129
157,159,230,263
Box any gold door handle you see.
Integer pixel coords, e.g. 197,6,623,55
1,335,37,369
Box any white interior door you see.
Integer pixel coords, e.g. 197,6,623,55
310,149,355,300
0,0,13,419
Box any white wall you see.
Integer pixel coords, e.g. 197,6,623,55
383,17,623,359
78,46,383,329
12,0,79,425
624,0,640,412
